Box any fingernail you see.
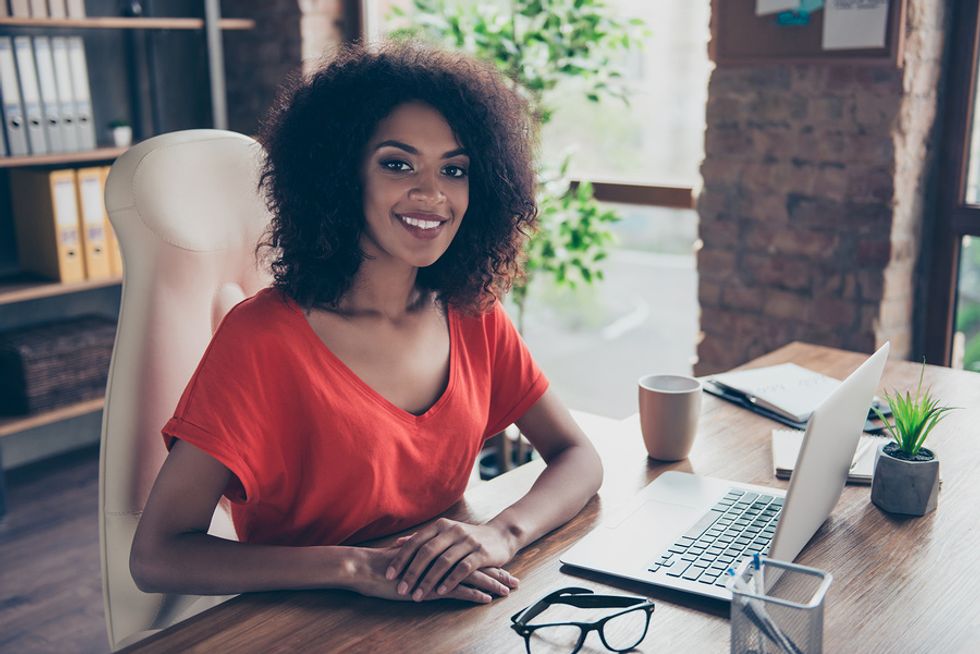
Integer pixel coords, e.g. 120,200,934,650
397,582,408,595
413,589,424,602
437,585,447,595
385,567,396,580
500,585,510,595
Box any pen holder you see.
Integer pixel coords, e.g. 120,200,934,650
727,558,832,654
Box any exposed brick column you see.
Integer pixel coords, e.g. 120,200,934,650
221,1,347,136
695,0,950,374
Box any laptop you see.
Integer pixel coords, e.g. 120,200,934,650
560,342,890,600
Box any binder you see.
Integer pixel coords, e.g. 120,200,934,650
48,1,69,18
66,0,86,18
67,36,96,150
13,35,49,154
50,37,79,152
0,37,29,156
9,1,31,18
100,166,124,277
75,167,113,280
10,168,86,283
32,37,65,153
28,0,47,17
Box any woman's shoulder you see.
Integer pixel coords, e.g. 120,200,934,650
214,286,301,341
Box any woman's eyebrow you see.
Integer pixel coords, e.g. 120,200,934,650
374,139,468,159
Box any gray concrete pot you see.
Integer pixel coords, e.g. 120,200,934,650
870,442,939,516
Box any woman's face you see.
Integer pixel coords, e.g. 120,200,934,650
360,101,470,270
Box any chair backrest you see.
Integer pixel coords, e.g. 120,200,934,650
98,130,272,650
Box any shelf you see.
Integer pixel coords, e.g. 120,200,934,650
0,397,104,439
0,275,121,306
0,17,255,30
0,147,128,168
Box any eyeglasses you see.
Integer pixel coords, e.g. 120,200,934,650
510,586,655,654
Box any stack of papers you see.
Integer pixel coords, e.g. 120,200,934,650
708,363,841,424
704,363,889,433
771,429,879,485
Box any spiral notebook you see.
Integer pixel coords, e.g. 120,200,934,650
771,428,878,484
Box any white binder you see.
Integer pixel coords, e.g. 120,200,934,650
67,0,86,18
0,36,29,156
13,35,49,154
48,0,69,18
50,36,79,152
9,1,31,18
32,37,65,153
67,36,96,150
28,0,47,17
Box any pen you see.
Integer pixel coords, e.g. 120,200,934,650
727,568,803,654
753,554,764,654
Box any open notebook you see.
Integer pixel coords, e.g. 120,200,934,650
772,428,879,484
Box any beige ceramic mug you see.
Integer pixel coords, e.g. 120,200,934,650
638,374,702,461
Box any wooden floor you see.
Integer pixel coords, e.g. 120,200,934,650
0,444,108,654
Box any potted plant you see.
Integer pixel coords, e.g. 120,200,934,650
870,362,957,516
108,119,132,148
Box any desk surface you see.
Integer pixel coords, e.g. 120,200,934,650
122,342,980,653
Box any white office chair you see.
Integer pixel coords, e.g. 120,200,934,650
98,130,272,650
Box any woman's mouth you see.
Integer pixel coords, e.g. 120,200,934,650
396,213,448,240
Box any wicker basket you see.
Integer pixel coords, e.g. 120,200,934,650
0,315,117,416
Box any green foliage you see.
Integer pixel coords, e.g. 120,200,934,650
873,361,958,457
387,0,647,332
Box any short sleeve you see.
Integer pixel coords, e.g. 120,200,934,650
482,303,549,439
161,306,267,505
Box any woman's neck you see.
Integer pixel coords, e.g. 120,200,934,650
332,257,428,321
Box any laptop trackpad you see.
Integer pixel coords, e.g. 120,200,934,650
609,499,701,548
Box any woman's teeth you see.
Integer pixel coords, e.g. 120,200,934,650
400,215,441,230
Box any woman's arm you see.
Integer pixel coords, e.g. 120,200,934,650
130,439,513,602
386,389,603,600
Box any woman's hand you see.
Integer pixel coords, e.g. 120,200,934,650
384,519,518,601
348,541,517,604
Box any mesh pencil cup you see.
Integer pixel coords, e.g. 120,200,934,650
727,557,832,654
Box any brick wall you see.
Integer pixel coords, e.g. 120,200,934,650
695,0,950,374
222,1,346,136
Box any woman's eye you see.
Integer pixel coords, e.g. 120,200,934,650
380,159,411,172
443,165,467,178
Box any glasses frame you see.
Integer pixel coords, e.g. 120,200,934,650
509,586,656,654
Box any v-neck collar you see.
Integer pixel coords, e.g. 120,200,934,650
284,292,458,425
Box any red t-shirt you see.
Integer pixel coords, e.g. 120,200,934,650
162,288,548,546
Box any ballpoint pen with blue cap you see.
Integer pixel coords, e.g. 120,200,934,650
727,568,803,654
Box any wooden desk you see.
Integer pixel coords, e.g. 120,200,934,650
121,342,980,653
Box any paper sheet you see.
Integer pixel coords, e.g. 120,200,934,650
822,0,889,50
756,0,800,15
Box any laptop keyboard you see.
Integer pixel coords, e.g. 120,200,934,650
648,489,782,588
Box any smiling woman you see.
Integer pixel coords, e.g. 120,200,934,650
128,41,603,608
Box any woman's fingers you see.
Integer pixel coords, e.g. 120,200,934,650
415,543,479,600
385,522,444,580
478,567,520,590
395,530,462,597
453,569,512,598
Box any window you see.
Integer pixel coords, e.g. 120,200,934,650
360,1,710,415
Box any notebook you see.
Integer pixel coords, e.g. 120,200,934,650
708,363,841,424
772,428,878,484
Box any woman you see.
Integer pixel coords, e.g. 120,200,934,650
130,42,603,605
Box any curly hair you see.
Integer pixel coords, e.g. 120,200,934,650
256,41,538,314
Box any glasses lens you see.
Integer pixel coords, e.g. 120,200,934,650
527,624,584,654
600,607,650,651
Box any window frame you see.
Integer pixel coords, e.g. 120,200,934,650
352,1,697,212
925,0,980,365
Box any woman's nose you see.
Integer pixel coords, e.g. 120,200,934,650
409,170,446,203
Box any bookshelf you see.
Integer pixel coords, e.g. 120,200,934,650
0,3,253,488
0,17,254,30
